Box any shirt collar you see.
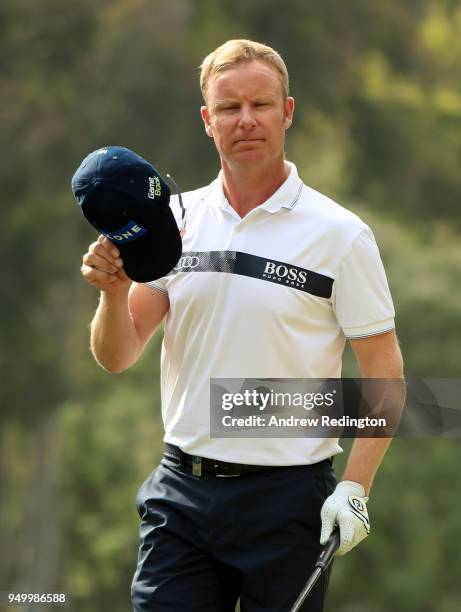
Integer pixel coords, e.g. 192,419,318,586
204,161,304,214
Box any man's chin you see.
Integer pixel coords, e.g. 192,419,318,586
221,147,278,170
233,152,268,166
232,143,268,161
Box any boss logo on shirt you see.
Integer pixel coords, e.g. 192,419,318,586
262,261,307,288
167,250,333,299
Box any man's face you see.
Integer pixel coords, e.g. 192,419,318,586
201,60,294,170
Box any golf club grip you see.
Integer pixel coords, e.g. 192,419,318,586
316,527,340,570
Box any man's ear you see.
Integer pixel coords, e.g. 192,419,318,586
200,106,213,138
284,97,295,129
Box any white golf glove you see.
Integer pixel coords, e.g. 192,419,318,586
320,480,370,556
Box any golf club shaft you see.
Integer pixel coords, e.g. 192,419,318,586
289,527,340,612
290,568,322,612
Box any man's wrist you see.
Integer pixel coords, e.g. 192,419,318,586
99,285,131,308
337,480,366,497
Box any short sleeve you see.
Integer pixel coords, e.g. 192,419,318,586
145,278,168,295
332,227,395,338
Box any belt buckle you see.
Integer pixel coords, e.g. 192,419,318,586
192,456,202,477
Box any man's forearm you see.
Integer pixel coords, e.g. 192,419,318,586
346,331,405,494
340,437,392,495
91,290,140,373
343,377,406,493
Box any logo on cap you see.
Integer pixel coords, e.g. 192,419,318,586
148,176,162,199
102,220,147,243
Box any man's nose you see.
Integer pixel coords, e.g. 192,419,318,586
238,104,257,128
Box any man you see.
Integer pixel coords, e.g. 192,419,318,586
81,40,403,611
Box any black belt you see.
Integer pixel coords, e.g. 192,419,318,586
164,443,271,477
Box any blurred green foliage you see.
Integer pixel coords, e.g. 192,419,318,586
1,1,460,611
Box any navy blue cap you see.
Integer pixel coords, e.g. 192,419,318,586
71,146,182,282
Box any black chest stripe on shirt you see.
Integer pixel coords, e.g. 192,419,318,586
167,251,333,298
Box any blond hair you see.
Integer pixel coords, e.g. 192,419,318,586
200,39,289,102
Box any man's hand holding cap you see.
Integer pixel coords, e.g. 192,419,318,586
71,146,182,282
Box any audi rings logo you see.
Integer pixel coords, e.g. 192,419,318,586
175,255,200,270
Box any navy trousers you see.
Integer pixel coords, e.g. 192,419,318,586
131,455,337,611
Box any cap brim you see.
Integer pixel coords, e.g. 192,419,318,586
116,207,182,282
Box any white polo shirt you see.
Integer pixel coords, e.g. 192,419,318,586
147,162,395,465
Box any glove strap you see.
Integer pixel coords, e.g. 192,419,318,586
348,495,370,533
